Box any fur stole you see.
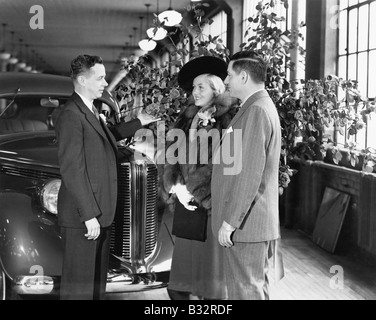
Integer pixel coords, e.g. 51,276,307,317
162,92,239,210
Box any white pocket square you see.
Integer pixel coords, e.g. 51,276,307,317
227,126,234,134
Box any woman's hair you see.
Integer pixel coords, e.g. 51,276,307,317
70,54,103,80
201,74,226,96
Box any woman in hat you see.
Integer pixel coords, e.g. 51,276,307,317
162,56,239,300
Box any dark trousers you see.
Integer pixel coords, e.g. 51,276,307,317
60,227,111,300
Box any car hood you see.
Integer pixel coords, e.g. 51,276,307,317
0,131,59,169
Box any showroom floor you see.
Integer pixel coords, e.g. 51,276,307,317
106,227,376,300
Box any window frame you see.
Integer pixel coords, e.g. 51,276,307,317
337,0,376,150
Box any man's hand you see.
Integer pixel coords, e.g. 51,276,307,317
218,221,236,248
172,183,197,211
84,218,101,240
137,112,161,126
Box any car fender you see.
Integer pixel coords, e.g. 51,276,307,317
0,191,62,281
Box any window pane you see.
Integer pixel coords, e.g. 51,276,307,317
358,5,369,52
338,56,347,101
337,126,346,146
370,2,376,49
357,52,368,95
369,50,376,98
367,117,376,149
348,54,357,80
340,0,349,10
339,11,348,55
338,56,347,79
356,123,366,149
349,0,358,6
348,9,358,54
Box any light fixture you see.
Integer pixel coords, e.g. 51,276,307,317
0,23,11,60
147,0,167,41
16,38,26,69
30,50,38,73
24,44,32,72
138,6,157,52
147,26,167,41
158,0,182,27
139,39,157,51
8,31,18,65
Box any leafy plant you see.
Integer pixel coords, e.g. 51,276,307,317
115,2,229,135
114,0,376,195
241,0,376,191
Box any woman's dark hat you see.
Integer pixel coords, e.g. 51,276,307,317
178,56,228,92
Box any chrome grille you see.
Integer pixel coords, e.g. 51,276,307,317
0,164,60,180
110,161,159,268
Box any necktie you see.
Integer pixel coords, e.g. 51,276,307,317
92,105,100,121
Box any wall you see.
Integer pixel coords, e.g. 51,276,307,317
216,0,243,52
283,160,376,263
305,0,338,79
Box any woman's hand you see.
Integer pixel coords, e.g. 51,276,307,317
172,183,197,211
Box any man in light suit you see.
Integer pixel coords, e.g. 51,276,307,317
56,55,157,300
211,51,282,300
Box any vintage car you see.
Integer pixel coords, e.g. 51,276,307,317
0,72,173,300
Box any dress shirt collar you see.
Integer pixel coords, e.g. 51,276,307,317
75,91,95,114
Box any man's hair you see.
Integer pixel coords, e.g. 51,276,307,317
229,51,267,83
70,55,103,80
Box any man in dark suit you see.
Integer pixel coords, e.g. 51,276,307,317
55,54,157,300
211,51,282,300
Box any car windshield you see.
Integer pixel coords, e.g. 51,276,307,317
0,96,69,135
0,96,119,135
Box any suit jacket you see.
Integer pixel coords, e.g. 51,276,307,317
55,92,139,229
211,90,281,242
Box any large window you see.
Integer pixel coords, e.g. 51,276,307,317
338,0,376,149
201,10,228,47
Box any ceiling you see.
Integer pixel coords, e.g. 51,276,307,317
0,0,217,80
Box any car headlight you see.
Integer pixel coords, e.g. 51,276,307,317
40,179,61,215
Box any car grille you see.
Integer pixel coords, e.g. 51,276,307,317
110,161,159,271
0,164,60,180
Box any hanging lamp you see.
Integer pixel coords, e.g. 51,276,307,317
158,0,182,27
8,31,18,65
24,44,33,72
147,0,167,41
0,23,11,60
138,6,157,52
16,39,27,69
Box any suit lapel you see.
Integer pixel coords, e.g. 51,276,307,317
72,93,117,153
229,90,270,128
100,118,118,152
214,90,270,155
